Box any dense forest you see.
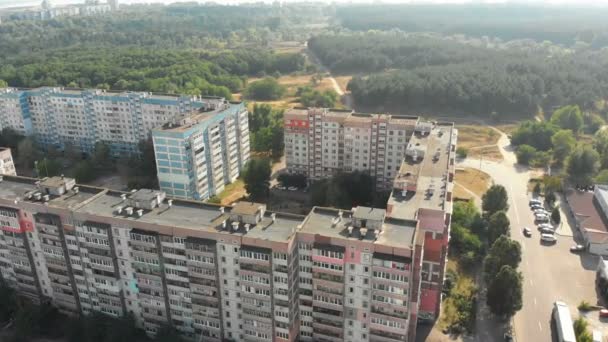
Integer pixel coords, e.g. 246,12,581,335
0,3,318,94
0,48,305,96
0,3,327,55
309,32,608,116
336,4,608,47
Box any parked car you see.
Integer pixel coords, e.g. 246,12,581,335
534,209,549,215
538,223,553,230
570,244,586,253
540,234,557,243
600,309,608,318
523,227,531,237
277,185,286,190
287,186,298,191
529,199,542,206
540,227,555,234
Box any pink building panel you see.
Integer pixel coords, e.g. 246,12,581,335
419,288,439,313
312,254,345,265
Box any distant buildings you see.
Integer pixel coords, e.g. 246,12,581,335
0,148,16,176
0,0,118,22
0,87,226,155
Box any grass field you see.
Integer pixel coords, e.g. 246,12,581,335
457,125,503,161
238,73,352,110
455,167,491,199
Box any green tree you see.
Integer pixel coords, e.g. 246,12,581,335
482,185,509,214
0,79,7,87
595,169,608,184
486,265,523,317
566,145,600,186
551,130,576,165
16,138,38,169
594,129,608,168
533,182,542,196
244,77,285,100
243,158,271,201
516,144,537,165
36,158,62,177
543,175,563,193
574,317,593,342
73,160,97,183
551,105,584,133
92,141,113,170
484,235,522,280
552,207,561,224
487,211,511,245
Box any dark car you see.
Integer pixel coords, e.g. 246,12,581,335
523,227,531,237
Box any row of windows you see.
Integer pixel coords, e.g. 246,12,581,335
373,271,408,283
241,250,270,261
315,249,344,259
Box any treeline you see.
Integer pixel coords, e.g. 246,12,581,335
0,48,305,98
0,3,326,57
310,32,608,116
336,4,608,47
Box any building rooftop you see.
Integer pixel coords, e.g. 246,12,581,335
352,206,386,222
231,201,264,216
155,101,242,133
300,206,416,248
565,188,608,234
388,122,456,220
78,191,302,243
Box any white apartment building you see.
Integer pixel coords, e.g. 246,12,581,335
284,108,419,189
0,148,16,176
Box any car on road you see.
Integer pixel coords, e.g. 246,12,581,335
600,309,608,318
287,186,298,191
540,227,555,234
277,185,286,190
523,227,531,237
531,204,544,210
538,223,553,230
570,244,585,253
541,233,557,243
529,199,542,206
535,215,550,223
534,209,549,215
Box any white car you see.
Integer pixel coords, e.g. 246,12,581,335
540,227,554,234
277,185,286,190
287,186,298,191
534,209,548,215
538,223,553,229
541,233,557,243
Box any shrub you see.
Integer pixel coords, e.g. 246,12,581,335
578,300,592,311
456,147,468,158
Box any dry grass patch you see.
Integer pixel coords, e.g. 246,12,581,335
453,183,474,201
457,125,500,149
455,168,491,198
468,145,503,161
495,123,519,135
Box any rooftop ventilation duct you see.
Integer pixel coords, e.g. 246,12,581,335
125,207,133,215
116,206,123,214
137,209,144,217
168,199,173,207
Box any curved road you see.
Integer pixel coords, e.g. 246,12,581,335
459,129,600,342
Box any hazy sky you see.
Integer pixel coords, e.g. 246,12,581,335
2,0,608,9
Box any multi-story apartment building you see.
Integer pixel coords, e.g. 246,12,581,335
0,87,221,155
284,108,419,189
0,117,456,342
0,147,16,176
151,100,250,201
0,0,117,22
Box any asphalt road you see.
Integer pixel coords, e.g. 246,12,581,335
459,131,601,342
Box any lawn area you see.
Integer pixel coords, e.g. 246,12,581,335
457,125,502,161
495,123,519,135
238,73,353,110
439,259,477,331
455,167,491,198
214,179,246,205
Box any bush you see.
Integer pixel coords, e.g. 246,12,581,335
516,144,537,165
244,77,286,100
578,300,592,311
277,173,307,188
456,147,468,158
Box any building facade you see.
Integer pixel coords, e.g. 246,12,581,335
0,87,219,155
0,147,16,176
0,118,456,342
283,108,419,189
151,101,250,201
1,0,117,22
